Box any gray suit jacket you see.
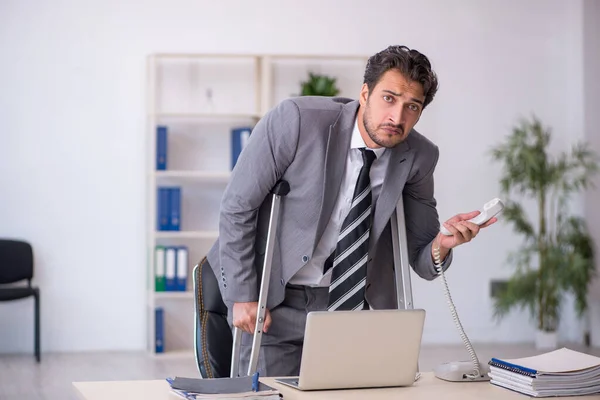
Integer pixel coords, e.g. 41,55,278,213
206,96,452,310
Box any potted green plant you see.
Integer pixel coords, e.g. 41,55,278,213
299,72,340,97
490,115,598,349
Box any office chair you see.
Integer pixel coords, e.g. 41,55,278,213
193,257,232,379
0,239,41,362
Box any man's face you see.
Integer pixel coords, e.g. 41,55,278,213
359,69,425,149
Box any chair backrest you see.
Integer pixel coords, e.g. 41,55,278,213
194,259,232,378
0,240,34,284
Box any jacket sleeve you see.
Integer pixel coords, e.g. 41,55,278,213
217,99,301,304
403,145,453,281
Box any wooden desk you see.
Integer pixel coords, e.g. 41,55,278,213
73,372,600,400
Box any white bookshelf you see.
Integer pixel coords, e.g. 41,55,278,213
149,349,196,359
154,170,231,182
153,291,195,300
155,112,262,119
146,52,368,356
154,231,219,239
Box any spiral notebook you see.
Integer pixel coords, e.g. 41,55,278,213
488,347,600,397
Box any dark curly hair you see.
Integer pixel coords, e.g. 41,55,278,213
363,45,439,109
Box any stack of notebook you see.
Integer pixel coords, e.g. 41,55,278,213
488,347,600,397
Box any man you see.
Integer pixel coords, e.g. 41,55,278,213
203,45,496,377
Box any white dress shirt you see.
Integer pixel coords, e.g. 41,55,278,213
288,118,388,287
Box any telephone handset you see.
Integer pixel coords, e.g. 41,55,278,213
440,198,504,236
432,198,504,382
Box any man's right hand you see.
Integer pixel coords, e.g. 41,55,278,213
232,302,272,334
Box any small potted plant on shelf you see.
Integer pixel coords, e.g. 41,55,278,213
299,72,340,97
490,115,598,349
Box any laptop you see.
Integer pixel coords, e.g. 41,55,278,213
275,308,425,391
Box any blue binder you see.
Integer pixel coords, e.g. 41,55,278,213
165,247,177,291
169,187,181,231
176,246,188,291
155,307,164,353
157,188,171,231
156,126,168,170
231,127,251,170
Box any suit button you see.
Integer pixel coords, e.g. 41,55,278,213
302,255,309,263
280,279,284,285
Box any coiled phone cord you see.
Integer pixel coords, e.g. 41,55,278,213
433,240,483,380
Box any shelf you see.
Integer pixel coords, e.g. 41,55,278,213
153,112,261,120
155,230,219,239
152,52,367,60
153,291,194,300
154,170,231,182
150,349,195,359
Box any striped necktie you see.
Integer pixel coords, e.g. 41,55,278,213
326,148,376,311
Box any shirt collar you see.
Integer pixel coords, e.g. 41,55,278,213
351,118,386,159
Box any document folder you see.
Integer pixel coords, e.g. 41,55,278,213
167,375,281,399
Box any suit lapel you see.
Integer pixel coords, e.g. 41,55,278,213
371,141,415,246
312,99,415,250
313,101,358,248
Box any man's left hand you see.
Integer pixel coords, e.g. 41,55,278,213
437,210,497,250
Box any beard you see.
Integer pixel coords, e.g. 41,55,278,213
362,101,406,149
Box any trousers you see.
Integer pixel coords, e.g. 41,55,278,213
228,283,330,377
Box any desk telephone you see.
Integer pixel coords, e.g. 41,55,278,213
433,198,504,382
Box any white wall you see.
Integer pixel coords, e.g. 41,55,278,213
0,0,593,353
